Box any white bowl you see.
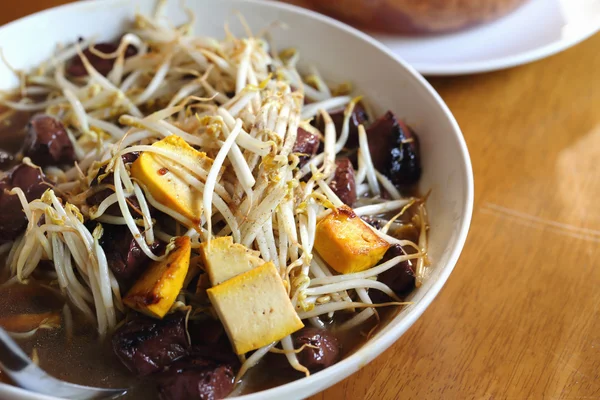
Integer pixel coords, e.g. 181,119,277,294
0,0,474,399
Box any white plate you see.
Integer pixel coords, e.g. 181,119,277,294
373,0,600,75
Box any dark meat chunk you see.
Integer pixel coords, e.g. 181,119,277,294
100,225,160,286
0,164,49,243
315,102,368,148
366,111,421,187
371,244,415,303
121,151,140,164
157,339,239,400
0,150,14,168
366,112,394,173
187,318,238,365
86,181,143,217
389,123,421,186
112,312,189,376
23,114,74,167
157,358,235,400
67,42,137,77
292,127,320,168
9,165,48,198
329,158,356,206
188,317,225,347
293,328,340,372
186,342,239,368
87,153,143,217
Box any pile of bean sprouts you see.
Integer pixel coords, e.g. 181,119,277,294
0,1,429,380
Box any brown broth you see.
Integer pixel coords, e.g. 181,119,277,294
0,280,159,399
0,274,401,398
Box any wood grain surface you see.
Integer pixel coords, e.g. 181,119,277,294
2,1,599,399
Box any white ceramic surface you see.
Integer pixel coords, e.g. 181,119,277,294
374,0,600,75
0,0,473,399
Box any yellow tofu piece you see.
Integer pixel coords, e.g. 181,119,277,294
314,205,390,274
124,236,191,318
207,262,304,355
130,136,215,224
199,236,264,285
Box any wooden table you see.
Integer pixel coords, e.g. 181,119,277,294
4,2,600,399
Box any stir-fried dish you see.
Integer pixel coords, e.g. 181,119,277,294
0,4,430,399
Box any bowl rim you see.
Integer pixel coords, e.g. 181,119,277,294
0,0,474,399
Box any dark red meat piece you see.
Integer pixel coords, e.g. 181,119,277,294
293,327,340,372
329,158,356,206
100,225,160,287
156,339,239,400
371,244,415,303
87,153,144,217
292,127,320,169
23,114,74,167
112,312,189,376
0,164,49,243
157,358,235,400
366,111,421,187
67,42,137,77
188,318,225,347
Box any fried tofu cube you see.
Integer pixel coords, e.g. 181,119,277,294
124,236,191,319
315,205,390,274
207,262,304,355
130,136,215,223
199,236,264,285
